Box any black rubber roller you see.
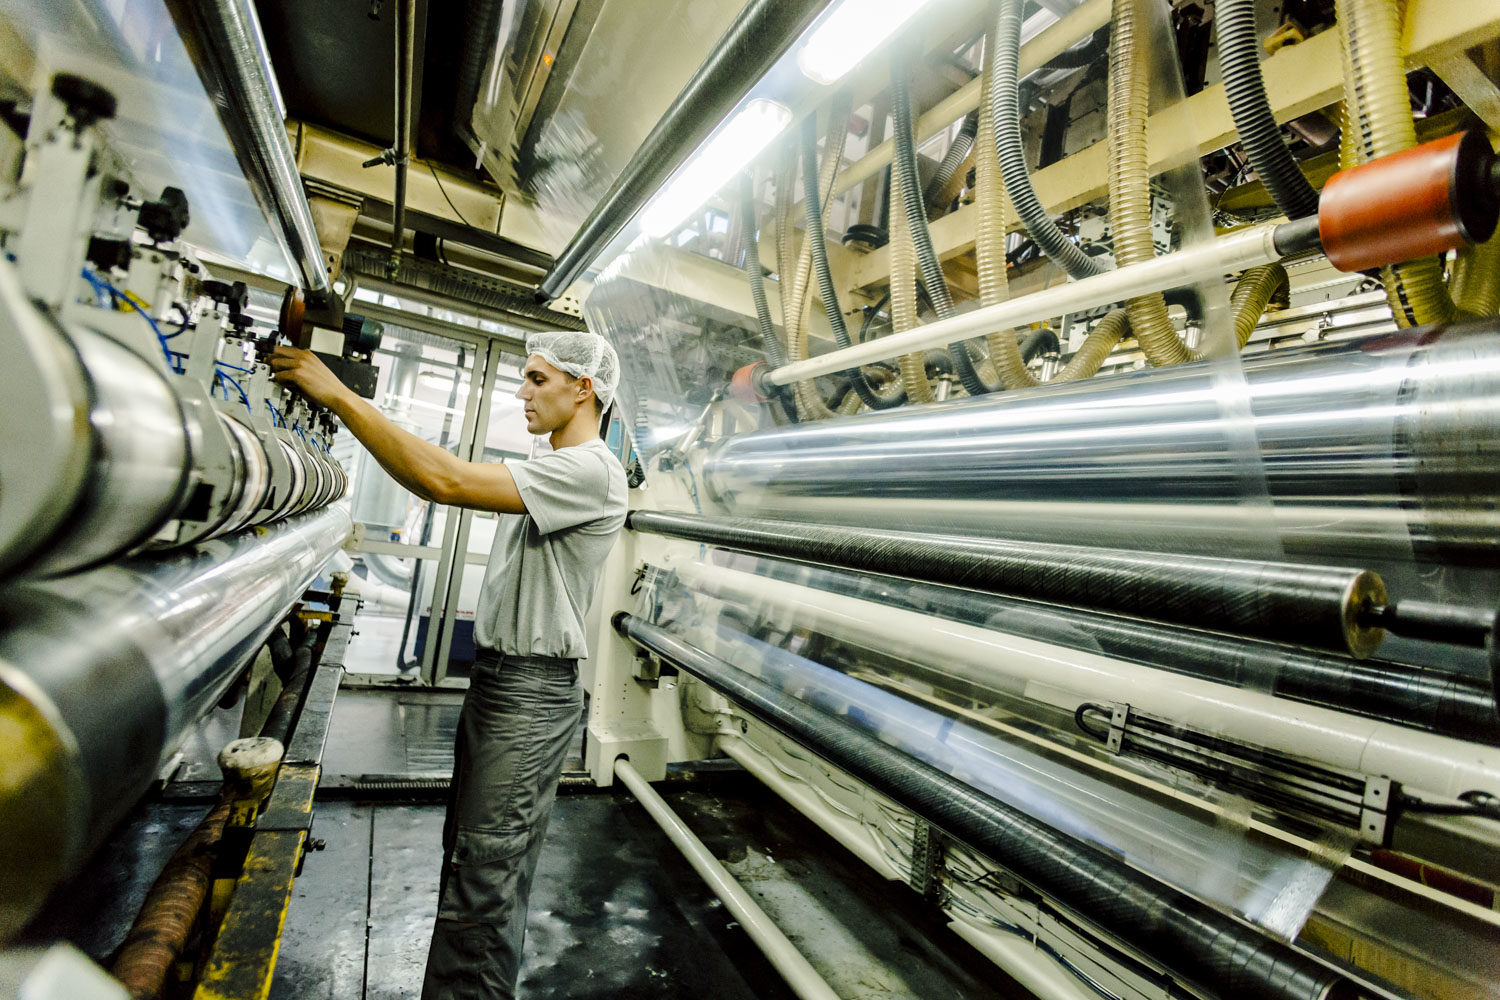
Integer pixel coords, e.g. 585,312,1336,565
627,510,1389,657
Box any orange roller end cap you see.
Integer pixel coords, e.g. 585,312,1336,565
730,362,770,403
1319,130,1498,273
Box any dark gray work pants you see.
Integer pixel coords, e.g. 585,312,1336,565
421,649,582,1000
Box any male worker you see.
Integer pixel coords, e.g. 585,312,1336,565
271,331,628,1000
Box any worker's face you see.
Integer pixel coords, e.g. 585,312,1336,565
517,354,593,434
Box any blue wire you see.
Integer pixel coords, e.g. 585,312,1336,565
216,371,252,414
215,360,254,373
265,399,285,427
82,269,179,371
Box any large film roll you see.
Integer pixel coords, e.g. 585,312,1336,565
702,322,1500,566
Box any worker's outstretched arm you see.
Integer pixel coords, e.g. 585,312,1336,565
270,345,526,514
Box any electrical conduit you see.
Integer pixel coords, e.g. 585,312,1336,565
993,0,1105,280
784,98,858,419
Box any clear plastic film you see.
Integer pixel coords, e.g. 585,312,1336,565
505,0,759,254
639,556,1351,942
0,0,292,279
571,2,1486,574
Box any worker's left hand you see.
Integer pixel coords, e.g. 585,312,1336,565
270,345,348,409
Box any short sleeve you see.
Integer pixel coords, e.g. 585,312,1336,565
508,448,614,535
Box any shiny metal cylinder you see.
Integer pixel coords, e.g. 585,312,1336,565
216,413,274,537
1,319,192,579
705,322,1500,565
0,274,346,580
0,504,350,941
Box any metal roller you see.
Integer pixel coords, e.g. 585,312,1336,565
722,553,1500,745
629,510,1387,657
0,504,350,940
0,265,192,579
703,321,1500,566
0,259,346,581
613,614,1355,1000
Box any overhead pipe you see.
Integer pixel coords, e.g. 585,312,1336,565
760,220,1288,386
660,560,1500,800
0,505,351,940
391,0,417,274
166,0,332,301
613,759,841,1000
536,0,832,301
613,613,1355,1000
727,320,1500,567
630,510,1388,657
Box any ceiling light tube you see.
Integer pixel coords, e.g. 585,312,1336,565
797,0,942,86
637,98,793,240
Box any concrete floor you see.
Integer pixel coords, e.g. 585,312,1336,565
23,690,1028,999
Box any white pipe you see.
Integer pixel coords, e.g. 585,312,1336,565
669,559,1500,799
719,738,904,881
764,224,1280,386
612,758,843,1000
947,919,1102,1000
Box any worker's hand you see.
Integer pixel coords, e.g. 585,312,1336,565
270,345,349,409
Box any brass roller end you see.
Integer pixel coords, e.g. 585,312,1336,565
1342,570,1389,660
0,664,84,943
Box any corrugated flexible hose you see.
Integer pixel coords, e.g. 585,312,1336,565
891,56,996,396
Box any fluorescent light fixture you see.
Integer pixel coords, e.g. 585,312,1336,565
797,0,942,86
637,98,792,239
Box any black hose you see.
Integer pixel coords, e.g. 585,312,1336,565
1019,326,1059,361
1216,0,1321,219
614,614,1353,1000
261,627,318,746
992,0,1105,279
626,510,1385,656
801,117,905,409
739,173,789,370
924,110,978,213
890,59,995,398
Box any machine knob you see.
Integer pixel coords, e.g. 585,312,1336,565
138,186,191,245
50,72,116,129
202,278,250,325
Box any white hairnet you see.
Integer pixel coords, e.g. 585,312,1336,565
526,331,621,411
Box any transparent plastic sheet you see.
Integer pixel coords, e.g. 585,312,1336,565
1129,0,1289,574
639,558,1349,942
707,550,1500,747
502,0,756,254
1,0,291,279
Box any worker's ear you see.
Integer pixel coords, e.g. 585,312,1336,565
577,375,594,402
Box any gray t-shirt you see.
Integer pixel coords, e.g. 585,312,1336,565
473,438,628,657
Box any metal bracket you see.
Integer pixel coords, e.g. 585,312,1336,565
910,820,947,902
1106,703,1131,754
1360,776,1396,845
